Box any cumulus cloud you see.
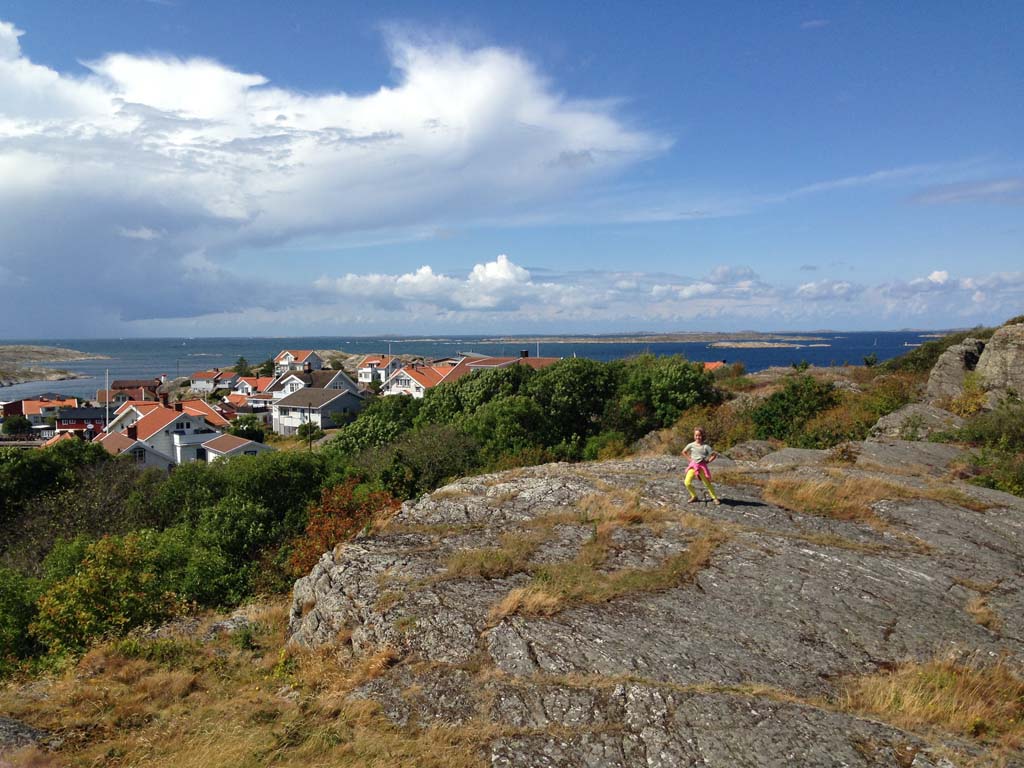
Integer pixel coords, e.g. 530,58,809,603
0,18,666,334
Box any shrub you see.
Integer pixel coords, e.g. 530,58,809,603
583,431,629,461
948,372,988,417
1,414,32,435
0,567,40,669
461,395,550,463
751,375,838,443
959,402,1024,452
229,414,265,443
31,532,182,653
288,480,400,576
356,424,480,499
296,421,325,442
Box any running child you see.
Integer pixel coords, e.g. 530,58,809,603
682,427,721,505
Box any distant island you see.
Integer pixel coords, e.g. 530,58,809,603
483,332,830,345
0,345,107,388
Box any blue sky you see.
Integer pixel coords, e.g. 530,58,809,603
0,1,1020,336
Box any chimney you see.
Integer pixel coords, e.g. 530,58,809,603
303,361,312,373
520,349,529,358
160,374,167,384
175,402,183,412
159,392,169,407
127,424,138,440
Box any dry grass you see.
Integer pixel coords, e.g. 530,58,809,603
443,532,540,579
0,602,489,768
763,473,991,528
839,658,1024,757
488,529,728,623
966,597,1002,632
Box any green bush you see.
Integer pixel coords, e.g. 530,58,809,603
229,414,265,443
461,395,550,463
357,424,480,498
0,567,40,670
751,375,838,443
526,358,617,443
583,431,629,460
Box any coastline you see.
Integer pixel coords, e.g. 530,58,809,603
482,332,831,344
0,345,107,391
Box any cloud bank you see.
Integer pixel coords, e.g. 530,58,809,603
0,19,664,334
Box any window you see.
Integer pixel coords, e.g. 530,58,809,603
131,447,146,463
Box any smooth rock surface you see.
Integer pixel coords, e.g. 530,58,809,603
869,403,964,440
975,322,1024,405
288,453,1024,767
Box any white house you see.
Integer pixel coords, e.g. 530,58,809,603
274,350,323,376
380,360,473,399
233,376,275,396
357,354,403,385
190,369,238,393
96,430,175,471
272,388,364,435
201,433,274,461
266,369,360,401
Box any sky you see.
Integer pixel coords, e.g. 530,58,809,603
0,1,1021,337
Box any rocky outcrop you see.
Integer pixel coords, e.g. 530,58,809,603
975,322,1024,405
869,403,964,440
0,715,48,755
289,447,1023,766
925,338,986,402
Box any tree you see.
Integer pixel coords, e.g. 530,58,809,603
1,414,31,435
257,358,276,377
234,356,253,376
229,414,265,443
297,421,325,444
863,352,878,368
751,374,838,443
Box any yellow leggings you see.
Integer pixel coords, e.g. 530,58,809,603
685,468,718,501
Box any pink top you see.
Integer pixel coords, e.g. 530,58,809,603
687,460,712,480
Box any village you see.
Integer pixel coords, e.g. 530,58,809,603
0,349,588,468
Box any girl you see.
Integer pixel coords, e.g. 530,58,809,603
682,427,721,505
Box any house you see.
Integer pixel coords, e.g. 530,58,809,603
274,350,323,376
201,433,274,461
380,353,562,399
190,369,239,393
176,398,231,429
233,376,275,396
357,354,403,385
272,388,363,435
110,378,163,395
54,407,111,437
96,387,157,406
702,361,727,372
266,368,361,401
2,395,80,426
95,431,176,471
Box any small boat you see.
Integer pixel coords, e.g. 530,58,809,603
903,342,922,347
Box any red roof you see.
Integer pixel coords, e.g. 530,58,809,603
224,393,248,407
20,396,78,416
703,361,727,371
179,399,230,427
202,433,254,454
359,354,394,368
191,370,222,381
275,350,315,363
96,431,138,455
42,432,77,447
134,407,188,440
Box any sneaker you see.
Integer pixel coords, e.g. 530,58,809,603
687,496,698,503
713,499,721,506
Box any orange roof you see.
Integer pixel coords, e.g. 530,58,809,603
42,432,77,447
191,370,222,380
21,396,78,416
359,354,394,367
96,431,137,455
224,393,248,407
179,399,230,427
275,350,314,363
237,376,274,392
202,433,253,454
135,407,187,440
401,366,448,388
703,361,727,371
114,401,162,416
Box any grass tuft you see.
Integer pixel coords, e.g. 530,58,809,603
839,658,1024,752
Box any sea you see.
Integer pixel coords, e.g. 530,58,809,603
0,332,939,402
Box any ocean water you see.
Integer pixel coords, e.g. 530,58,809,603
0,331,935,401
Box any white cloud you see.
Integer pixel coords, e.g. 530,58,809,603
795,280,859,300
0,18,666,333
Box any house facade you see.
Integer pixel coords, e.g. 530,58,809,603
357,354,403,385
272,388,363,435
273,350,323,376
